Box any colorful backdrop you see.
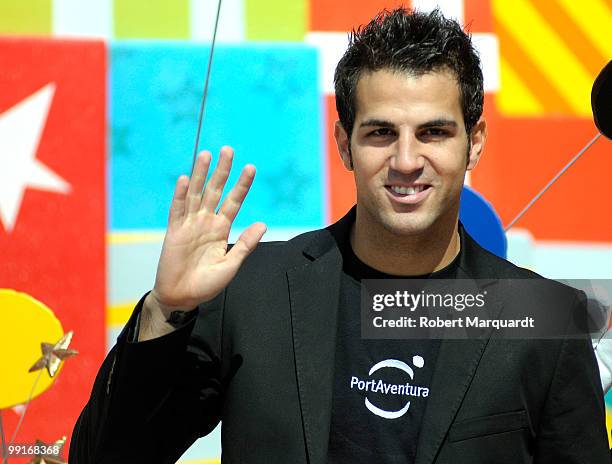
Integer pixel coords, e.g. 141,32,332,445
0,0,610,462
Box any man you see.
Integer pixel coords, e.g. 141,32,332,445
70,8,609,463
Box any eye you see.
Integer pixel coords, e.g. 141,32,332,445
424,128,447,136
369,128,395,137
418,127,453,141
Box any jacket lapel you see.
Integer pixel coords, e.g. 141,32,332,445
414,337,490,464
415,225,504,464
287,216,350,464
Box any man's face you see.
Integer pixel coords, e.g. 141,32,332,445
334,68,486,238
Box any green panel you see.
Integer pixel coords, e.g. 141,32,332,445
245,0,307,41
114,0,190,39
0,0,51,34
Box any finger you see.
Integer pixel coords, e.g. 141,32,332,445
201,146,234,213
168,175,189,226
217,164,256,224
186,151,212,214
226,222,267,266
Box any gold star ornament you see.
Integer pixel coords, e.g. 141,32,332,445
28,331,78,377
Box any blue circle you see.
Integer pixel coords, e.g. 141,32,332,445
459,186,507,258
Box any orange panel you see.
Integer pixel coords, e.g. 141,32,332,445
471,98,612,242
471,95,503,202
310,0,409,32
326,94,357,223
464,0,494,32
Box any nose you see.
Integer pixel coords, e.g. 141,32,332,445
389,132,424,173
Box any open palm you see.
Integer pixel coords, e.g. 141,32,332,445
151,146,266,312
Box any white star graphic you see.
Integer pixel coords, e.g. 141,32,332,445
0,83,71,233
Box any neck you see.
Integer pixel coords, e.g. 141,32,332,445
350,211,461,276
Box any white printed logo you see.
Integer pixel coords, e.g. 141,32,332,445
350,356,428,419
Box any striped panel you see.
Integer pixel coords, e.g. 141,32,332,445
0,0,52,34
530,1,608,78
495,18,574,114
113,0,190,39
493,0,610,116
53,0,112,38
557,0,612,60
497,56,544,115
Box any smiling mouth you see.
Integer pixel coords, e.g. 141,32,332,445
384,184,432,205
386,184,431,195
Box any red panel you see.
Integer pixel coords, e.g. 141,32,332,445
310,0,410,32
325,94,357,223
471,96,612,241
0,38,106,457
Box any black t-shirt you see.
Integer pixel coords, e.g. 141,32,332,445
328,240,460,463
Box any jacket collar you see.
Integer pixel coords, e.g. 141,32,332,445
304,205,498,279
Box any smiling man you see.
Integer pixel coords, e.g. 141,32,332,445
71,8,609,464
336,68,484,276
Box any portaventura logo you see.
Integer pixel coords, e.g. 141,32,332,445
350,357,429,419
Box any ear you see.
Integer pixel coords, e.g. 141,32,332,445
467,117,487,171
334,120,353,170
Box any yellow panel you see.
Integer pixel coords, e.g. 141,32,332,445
558,0,612,59
108,303,136,327
0,0,51,34
493,0,593,116
245,0,307,41
114,0,190,39
607,407,612,447
497,57,545,115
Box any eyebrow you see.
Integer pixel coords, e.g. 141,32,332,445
358,118,458,129
359,119,395,128
420,119,458,129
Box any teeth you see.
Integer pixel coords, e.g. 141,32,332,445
390,185,426,195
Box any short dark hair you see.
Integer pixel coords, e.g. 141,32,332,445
334,8,484,138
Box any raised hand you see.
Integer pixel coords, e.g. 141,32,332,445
140,146,266,340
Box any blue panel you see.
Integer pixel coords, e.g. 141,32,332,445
109,42,323,230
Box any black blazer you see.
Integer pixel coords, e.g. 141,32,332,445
70,208,610,463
